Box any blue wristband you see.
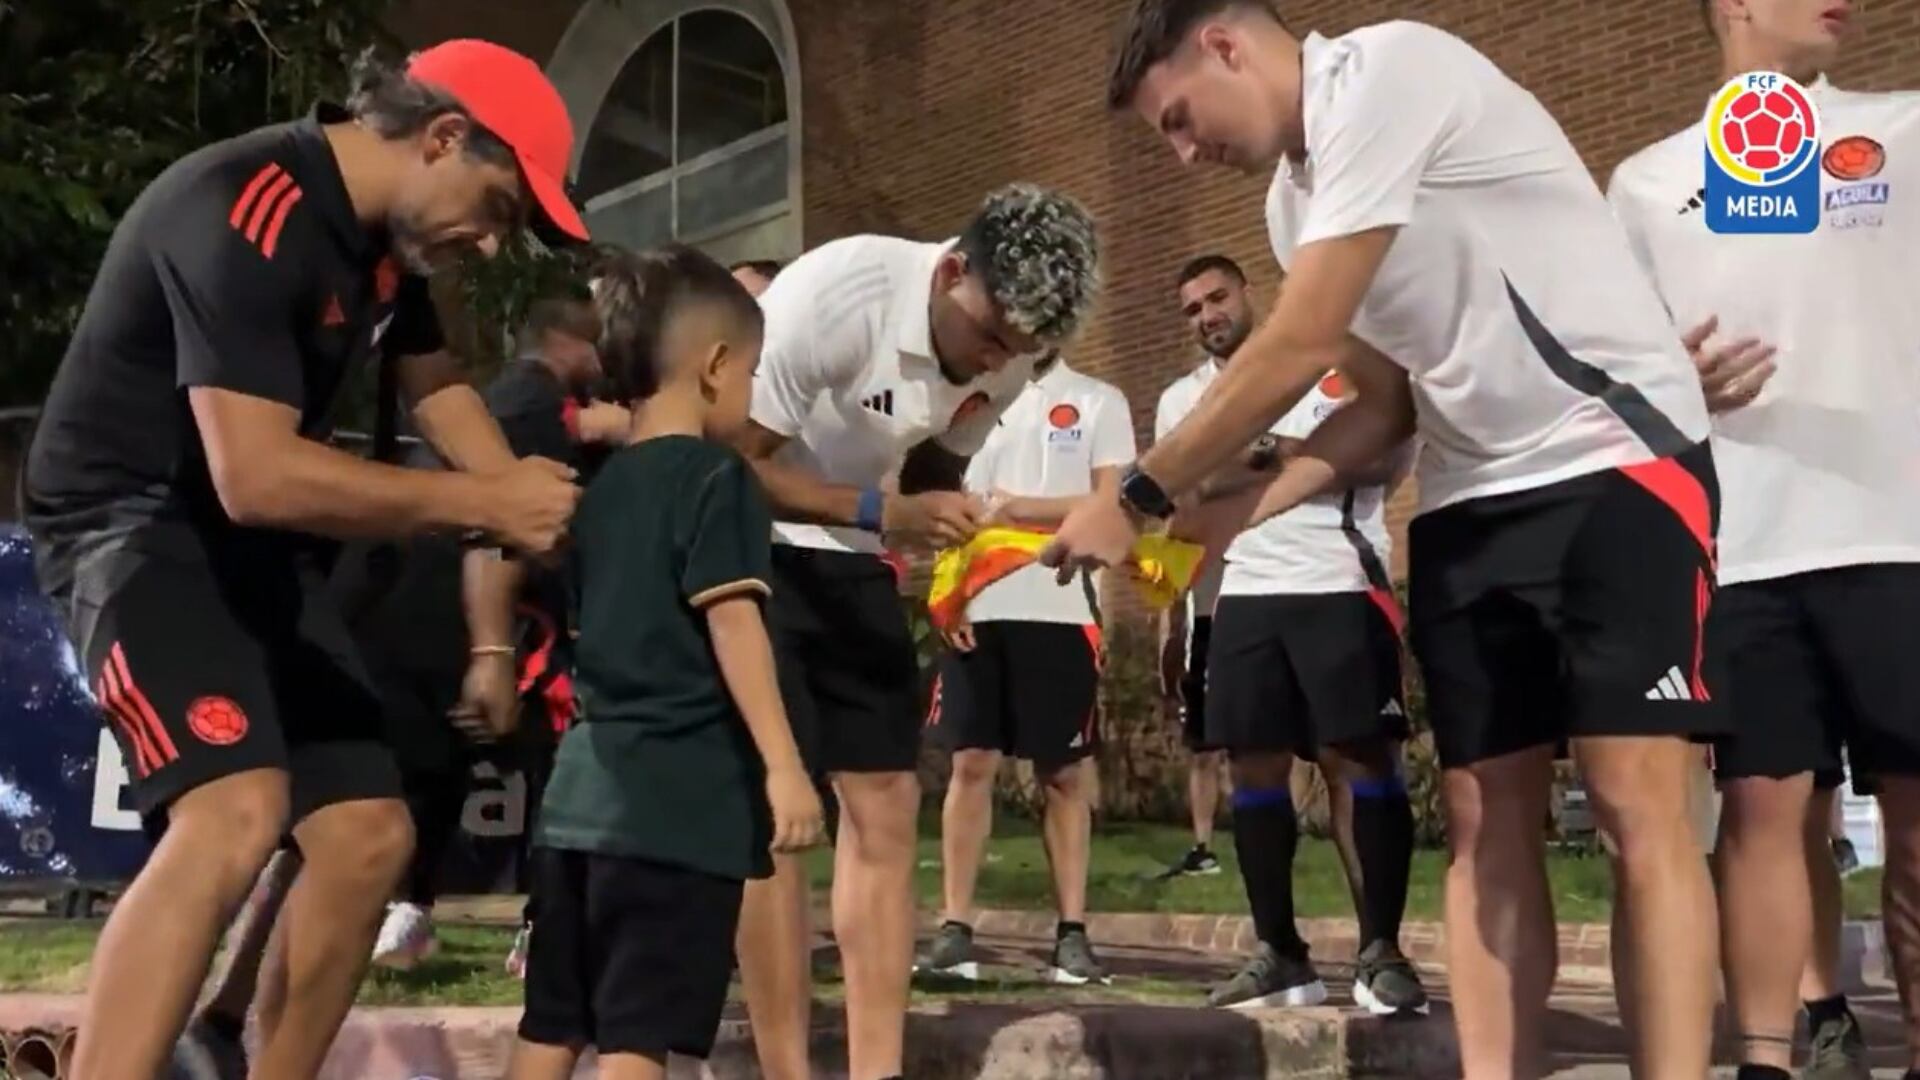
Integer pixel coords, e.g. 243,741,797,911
856,487,885,533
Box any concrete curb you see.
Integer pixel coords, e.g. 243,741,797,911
0,994,1458,1080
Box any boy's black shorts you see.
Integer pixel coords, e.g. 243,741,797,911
518,847,744,1059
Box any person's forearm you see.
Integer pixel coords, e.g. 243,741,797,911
707,599,808,775
1249,393,1414,525
1140,340,1338,498
1195,457,1278,502
462,550,525,650
227,432,494,539
413,383,518,473
743,457,867,527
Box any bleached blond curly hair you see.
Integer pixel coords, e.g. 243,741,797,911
956,183,1101,344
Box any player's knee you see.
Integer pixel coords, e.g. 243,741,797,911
170,770,290,869
1322,740,1399,784
301,799,416,889
1040,759,1088,802
949,750,1000,788
840,771,920,857
1229,752,1292,790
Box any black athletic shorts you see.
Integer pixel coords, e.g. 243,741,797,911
518,847,743,1059
46,538,401,830
1407,442,1727,768
1206,592,1408,757
1180,615,1218,752
1708,564,1920,783
931,620,1100,770
768,545,921,775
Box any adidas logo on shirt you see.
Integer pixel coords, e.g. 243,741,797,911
1644,666,1694,701
1379,700,1405,718
862,390,895,416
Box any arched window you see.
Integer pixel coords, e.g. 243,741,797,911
576,9,791,254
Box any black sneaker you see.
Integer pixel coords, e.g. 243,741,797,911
1048,927,1110,985
1351,940,1429,1017
1804,1006,1871,1080
1832,837,1862,877
1159,844,1222,880
1206,943,1327,1009
914,920,980,980
169,1016,249,1080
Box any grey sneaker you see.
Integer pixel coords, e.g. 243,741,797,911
914,920,980,980
1804,1008,1871,1080
1048,928,1110,985
1160,844,1223,880
1352,940,1430,1016
1206,942,1328,1009
170,1017,249,1080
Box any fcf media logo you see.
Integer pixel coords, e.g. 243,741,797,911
1703,71,1822,234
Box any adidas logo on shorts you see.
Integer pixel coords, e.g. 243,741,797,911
1644,666,1693,701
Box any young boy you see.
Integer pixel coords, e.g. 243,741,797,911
507,244,825,1080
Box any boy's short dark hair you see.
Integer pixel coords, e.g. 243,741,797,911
347,47,515,169
728,259,783,280
594,244,763,401
1108,0,1286,110
1175,254,1246,290
516,296,601,353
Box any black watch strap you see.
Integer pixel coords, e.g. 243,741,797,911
1119,464,1174,520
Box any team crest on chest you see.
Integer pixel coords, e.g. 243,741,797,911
1046,402,1083,445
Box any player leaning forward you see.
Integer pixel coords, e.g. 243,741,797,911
731,183,1101,1080
1053,3,1721,1077
20,40,586,1080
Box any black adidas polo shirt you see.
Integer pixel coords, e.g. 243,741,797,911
24,103,443,589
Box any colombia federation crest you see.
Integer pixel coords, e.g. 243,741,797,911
1703,72,1822,234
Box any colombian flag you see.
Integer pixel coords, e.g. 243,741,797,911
927,528,1205,631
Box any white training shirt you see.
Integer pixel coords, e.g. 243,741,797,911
1263,22,1710,516
1220,371,1403,598
1155,359,1225,617
1608,81,1920,585
751,235,1038,554
963,361,1136,625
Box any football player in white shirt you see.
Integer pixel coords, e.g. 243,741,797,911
1609,2,1920,1076
1052,3,1720,1075
917,352,1135,987
1163,255,1427,1017
734,184,1101,1080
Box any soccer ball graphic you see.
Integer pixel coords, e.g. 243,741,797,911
1719,88,1809,172
187,696,249,745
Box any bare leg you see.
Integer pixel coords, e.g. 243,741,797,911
1801,784,1845,1002
1442,744,1557,1080
832,771,920,1080
1580,736,1718,1080
200,848,303,1028
1040,758,1093,924
1713,773,1813,1069
70,770,288,1080
249,797,414,1079
504,1039,581,1080
1190,750,1224,849
939,749,1001,925
737,854,814,1080
1876,776,1920,1071
597,1051,667,1080
1323,766,1363,916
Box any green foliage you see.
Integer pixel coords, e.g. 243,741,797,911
0,0,392,405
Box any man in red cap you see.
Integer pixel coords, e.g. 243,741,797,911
21,39,588,1080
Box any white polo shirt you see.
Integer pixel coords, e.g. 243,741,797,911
1263,22,1709,516
964,361,1136,625
1608,82,1920,585
1220,371,1404,597
1155,359,1226,616
751,234,1038,554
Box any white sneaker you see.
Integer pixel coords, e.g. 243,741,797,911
505,923,532,980
371,902,437,969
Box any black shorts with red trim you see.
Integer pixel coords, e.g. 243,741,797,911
1407,442,1727,768
1205,591,1408,758
42,535,401,830
1709,564,1920,783
930,620,1100,770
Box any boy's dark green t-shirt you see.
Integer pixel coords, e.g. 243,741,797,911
535,436,775,880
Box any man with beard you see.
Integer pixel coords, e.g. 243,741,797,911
1165,255,1425,1016
20,41,586,1080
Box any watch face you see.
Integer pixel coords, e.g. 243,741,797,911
1122,467,1172,519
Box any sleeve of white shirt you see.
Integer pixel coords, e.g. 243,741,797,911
1152,384,1181,444
936,365,1030,456
1295,24,1477,248
748,270,868,439
1092,384,1138,469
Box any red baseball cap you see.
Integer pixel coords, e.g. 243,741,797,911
408,39,590,242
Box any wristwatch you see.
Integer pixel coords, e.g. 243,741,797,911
1118,464,1175,521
